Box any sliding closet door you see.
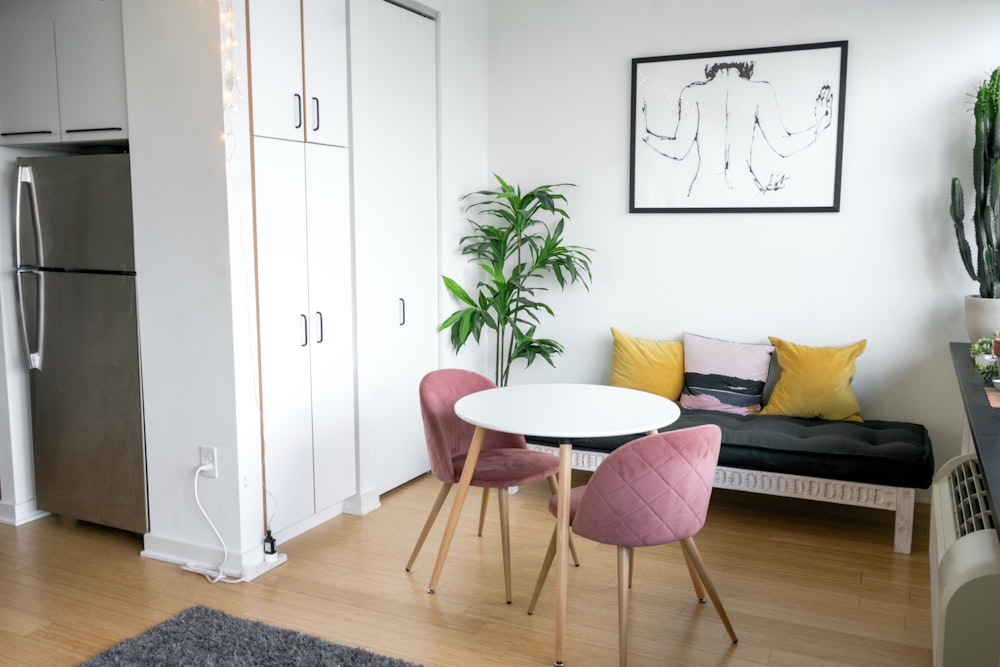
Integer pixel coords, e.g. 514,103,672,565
354,0,438,496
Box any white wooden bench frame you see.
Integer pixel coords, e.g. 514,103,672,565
525,441,916,554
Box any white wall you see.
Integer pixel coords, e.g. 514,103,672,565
122,0,264,574
472,0,1000,471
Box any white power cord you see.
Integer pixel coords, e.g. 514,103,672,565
181,464,245,584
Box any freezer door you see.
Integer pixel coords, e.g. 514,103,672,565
16,153,134,272
29,271,147,534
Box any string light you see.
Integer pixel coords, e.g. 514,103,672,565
218,0,244,162
219,0,241,115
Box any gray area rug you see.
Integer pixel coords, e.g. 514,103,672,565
79,605,423,666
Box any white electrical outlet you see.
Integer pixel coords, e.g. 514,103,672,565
199,446,218,478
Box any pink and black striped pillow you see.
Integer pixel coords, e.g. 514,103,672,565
678,333,775,415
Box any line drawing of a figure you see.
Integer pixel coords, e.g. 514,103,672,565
641,60,833,200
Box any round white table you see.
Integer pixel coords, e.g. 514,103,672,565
429,383,680,667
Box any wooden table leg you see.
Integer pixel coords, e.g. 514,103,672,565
555,442,572,666
428,425,485,593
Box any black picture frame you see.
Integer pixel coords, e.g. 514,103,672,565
629,41,848,213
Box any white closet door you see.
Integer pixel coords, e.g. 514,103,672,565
305,143,357,511
359,0,438,495
254,137,315,532
247,0,304,141
302,0,349,147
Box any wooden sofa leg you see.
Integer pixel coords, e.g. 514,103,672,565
894,487,914,555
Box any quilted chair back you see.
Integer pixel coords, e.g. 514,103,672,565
571,425,722,548
418,369,528,484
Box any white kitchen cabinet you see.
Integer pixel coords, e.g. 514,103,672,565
53,0,129,142
0,0,127,145
0,11,60,143
302,0,349,146
353,0,438,495
253,137,356,533
247,0,348,146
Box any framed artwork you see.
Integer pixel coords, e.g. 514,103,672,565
629,41,848,213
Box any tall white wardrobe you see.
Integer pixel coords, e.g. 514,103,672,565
248,0,438,539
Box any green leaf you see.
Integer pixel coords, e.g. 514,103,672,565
441,275,477,307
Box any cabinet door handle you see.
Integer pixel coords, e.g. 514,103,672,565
65,127,123,133
399,298,406,326
300,314,308,346
1,130,54,137
312,97,320,132
315,311,324,343
293,94,303,129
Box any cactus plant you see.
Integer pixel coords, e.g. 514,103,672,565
950,66,1000,298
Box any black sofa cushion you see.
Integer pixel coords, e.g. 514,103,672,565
525,408,934,490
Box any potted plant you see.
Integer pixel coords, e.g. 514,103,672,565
970,332,1000,381
439,175,593,387
949,66,1000,341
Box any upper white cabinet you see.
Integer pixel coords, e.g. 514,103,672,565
247,0,348,146
0,10,60,143
54,0,129,141
0,0,127,145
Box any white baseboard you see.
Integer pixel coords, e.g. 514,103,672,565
0,498,48,526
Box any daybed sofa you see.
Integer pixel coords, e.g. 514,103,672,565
524,330,935,554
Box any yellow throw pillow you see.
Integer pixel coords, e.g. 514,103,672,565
609,327,684,401
759,337,867,422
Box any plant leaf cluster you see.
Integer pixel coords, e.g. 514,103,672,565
969,332,1000,379
439,175,593,386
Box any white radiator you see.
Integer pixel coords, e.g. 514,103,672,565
930,454,1000,667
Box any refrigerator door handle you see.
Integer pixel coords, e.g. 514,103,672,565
300,314,308,347
315,311,324,344
16,165,44,269
15,269,43,370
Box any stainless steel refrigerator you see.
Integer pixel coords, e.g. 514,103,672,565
14,153,147,534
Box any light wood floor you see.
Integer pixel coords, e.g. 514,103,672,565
1,472,931,666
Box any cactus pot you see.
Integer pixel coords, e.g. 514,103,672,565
965,295,1000,342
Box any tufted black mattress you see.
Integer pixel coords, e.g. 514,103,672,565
526,408,935,490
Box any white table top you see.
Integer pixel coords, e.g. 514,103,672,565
454,383,680,439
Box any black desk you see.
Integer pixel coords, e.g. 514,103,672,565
950,341,1000,513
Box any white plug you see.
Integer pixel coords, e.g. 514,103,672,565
199,446,219,478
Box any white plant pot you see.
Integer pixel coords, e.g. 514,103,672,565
965,294,1000,342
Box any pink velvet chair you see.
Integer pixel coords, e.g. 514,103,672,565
406,368,568,603
527,424,737,666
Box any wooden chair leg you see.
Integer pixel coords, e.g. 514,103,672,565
547,475,580,566
498,487,513,604
477,487,490,537
680,537,738,644
681,542,707,602
406,482,452,572
528,526,557,615
617,546,631,667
